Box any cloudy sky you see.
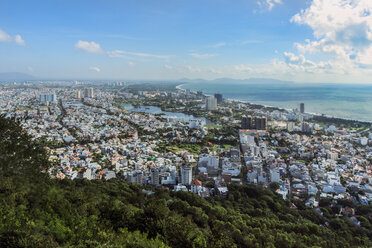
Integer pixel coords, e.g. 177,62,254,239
1,0,372,83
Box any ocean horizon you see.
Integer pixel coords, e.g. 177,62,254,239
180,82,372,123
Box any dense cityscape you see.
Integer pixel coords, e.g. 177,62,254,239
1,81,371,213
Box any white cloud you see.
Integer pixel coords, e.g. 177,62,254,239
74,40,169,60
210,42,226,48
240,40,262,45
232,61,289,75
27,66,33,72
89,66,101,72
0,29,25,46
257,0,282,11
234,64,254,73
207,68,223,74
107,49,169,59
289,0,372,72
127,62,135,66
75,40,104,54
106,50,127,58
0,29,12,42
185,65,202,73
190,53,216,59
283,52,335,73
14,35,25,46
164,64,173,69
207,40,262,49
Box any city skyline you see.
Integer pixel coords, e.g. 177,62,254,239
2,0,372,83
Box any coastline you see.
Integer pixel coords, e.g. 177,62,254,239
176,83,372,124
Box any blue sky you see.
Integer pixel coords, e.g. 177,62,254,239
1,0,372,83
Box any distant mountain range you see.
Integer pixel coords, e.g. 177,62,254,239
0,72,293,85
177,77,294,84
0,72,36,81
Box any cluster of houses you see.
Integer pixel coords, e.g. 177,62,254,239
0,85,371,208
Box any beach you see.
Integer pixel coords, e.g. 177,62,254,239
178,82,372,123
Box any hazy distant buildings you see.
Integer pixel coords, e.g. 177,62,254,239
84,88,94,98
206,96,217,111
40,93,57,103
300,103,305,113
186,89,191,97
214,93,223,104
196,91,204,98
181,166,192,185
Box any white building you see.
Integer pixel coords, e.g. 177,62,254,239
287,122,295,132
190,179,203,194
360,137,368,146
189,119,205,129
174,184,188,191
40,93,57,103
327,152,339,161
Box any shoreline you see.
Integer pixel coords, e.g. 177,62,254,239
176,83,372,124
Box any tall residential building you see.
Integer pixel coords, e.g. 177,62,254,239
241,115,253,129
205,96,217,111
214,93,223,104
151,168,160,186
127,171,144,185
327,152,338,161
76,90,81,99
84,88,94,98
300,103,305,113
181,166,192,185
40,93,57,103
301,122,312,133
287,122,295,132
255,116,267,130
241,115,267,130
186,89,191,96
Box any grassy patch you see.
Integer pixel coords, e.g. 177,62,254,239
205,124,222,129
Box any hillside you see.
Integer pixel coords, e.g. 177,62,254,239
0,115,371,248
0,72,35,81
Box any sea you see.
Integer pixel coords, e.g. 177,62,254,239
179,82,372,122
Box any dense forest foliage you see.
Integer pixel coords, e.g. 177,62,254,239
0,115,372,247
